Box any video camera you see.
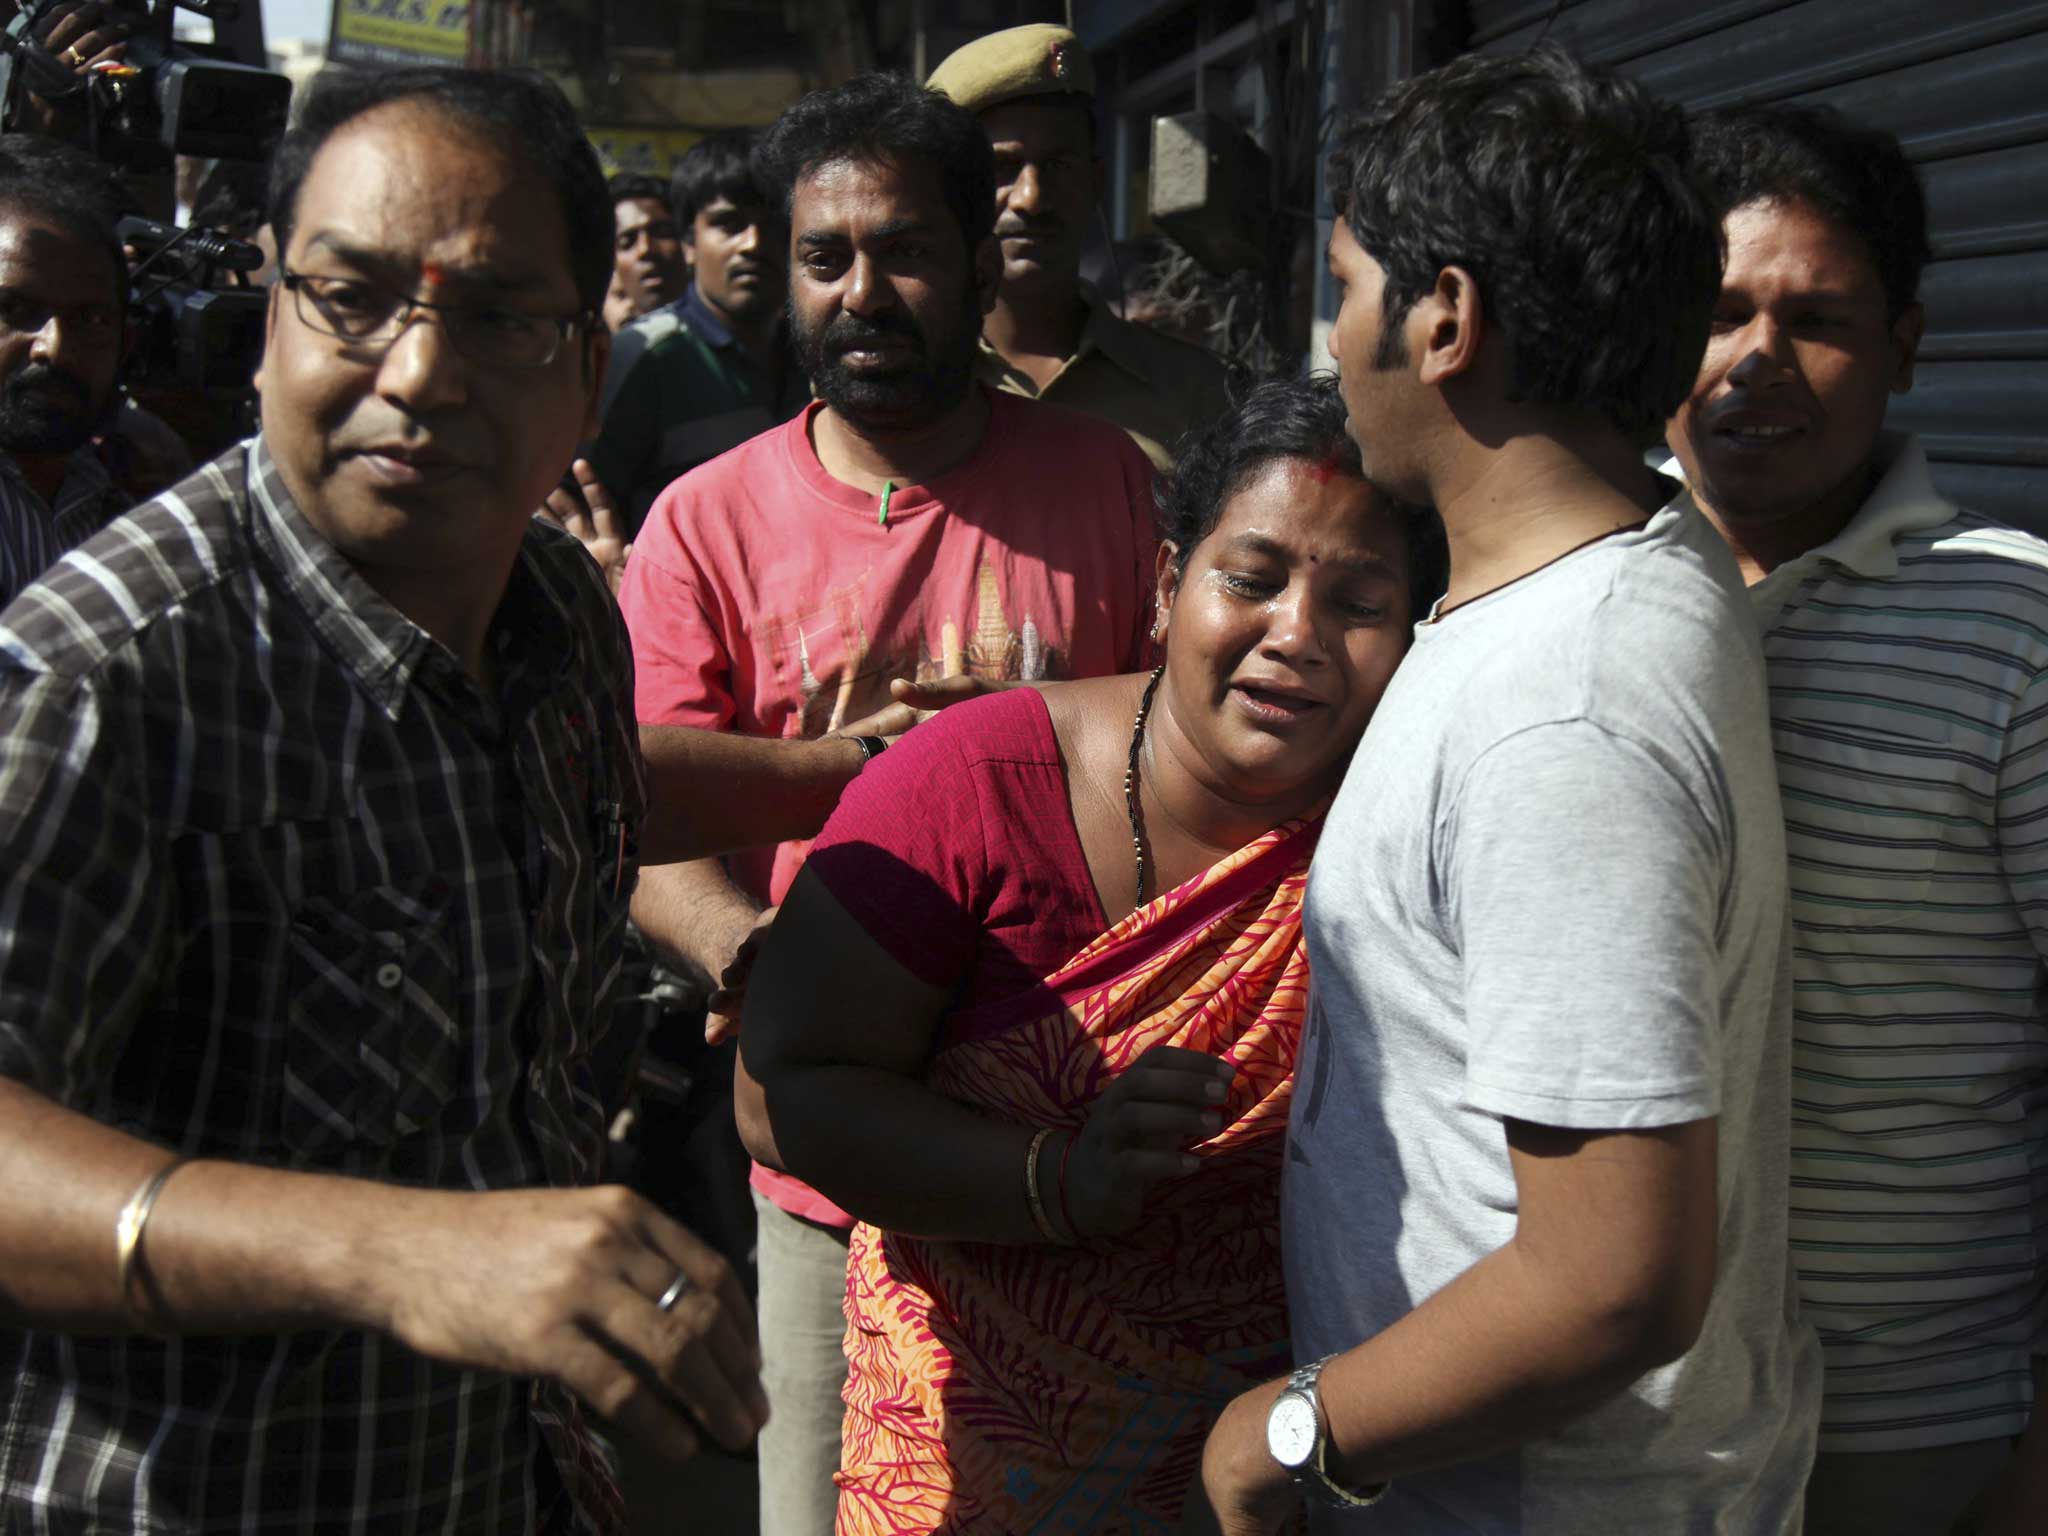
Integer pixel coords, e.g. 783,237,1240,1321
0,0,289,169
119,212,267,401
0,1,288,441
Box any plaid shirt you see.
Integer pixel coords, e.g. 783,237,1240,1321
0,445,130,609
0,439,644,1534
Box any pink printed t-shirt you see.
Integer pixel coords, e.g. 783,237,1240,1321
618,386,1158,1224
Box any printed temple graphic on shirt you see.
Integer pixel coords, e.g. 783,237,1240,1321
768,561,1060,737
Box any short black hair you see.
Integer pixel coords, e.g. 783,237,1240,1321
1158,373,1448,620
671,128,765,230
607,172,674,214
1325,46,1721,441
0,133,127,311
754,73,995,254
1690,103,1929,319
268,67,612,312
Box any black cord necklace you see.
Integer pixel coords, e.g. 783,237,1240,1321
1428,519,1648,622
1122,665,1165,906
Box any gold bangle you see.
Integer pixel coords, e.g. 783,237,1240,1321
115,1156,191,1329
1023,1127,1064,1244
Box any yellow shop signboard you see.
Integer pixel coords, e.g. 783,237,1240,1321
328,0,470,67
587,126,705,180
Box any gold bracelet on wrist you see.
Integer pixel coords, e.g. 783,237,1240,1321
115,1156,192,1332
1023,1127,1066,1244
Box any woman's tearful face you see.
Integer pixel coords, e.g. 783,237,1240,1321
1156,456,1414,804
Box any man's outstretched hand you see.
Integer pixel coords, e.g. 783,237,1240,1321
886,674,1027,717
828,674,1028,743
543,459,631,596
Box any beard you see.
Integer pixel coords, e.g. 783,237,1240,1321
791,290,980,432
0,363,103,458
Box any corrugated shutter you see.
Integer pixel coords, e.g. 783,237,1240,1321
1465,0,2048,530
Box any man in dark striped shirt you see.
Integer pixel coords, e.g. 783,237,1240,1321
0,69,807,1535
1671,106,2048,1536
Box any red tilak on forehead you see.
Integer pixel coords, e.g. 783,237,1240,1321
421,260,445,288
1307,451,1345,484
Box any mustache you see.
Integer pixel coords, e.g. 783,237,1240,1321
820,311,922,352
3,363,91,406
995,214,1066,239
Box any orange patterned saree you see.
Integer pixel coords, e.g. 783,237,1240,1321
835,818,1319,1535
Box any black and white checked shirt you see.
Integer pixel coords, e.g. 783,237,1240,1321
0,438,644,1534
0,445,130,610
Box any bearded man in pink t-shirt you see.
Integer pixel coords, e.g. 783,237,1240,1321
614,72,1162,1535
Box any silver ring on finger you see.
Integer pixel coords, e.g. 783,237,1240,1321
656,1270,694,1313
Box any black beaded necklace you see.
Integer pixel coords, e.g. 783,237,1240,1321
1122,665,1166,907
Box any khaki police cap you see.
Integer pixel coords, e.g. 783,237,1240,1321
927,23,1095,115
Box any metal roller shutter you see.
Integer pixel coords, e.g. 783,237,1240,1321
1462,0,2048,531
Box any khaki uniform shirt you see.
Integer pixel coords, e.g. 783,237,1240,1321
976,290,1231,470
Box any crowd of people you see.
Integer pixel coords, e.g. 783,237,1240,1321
0,14,2041,1536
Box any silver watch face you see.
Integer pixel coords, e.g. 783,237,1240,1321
1267,1390,1319,1469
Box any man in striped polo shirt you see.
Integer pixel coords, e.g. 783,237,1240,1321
1670,105,2048,1535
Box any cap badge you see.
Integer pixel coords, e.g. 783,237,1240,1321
1049,40,1071,79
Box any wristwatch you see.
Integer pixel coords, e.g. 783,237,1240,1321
1265,1354,1389,1509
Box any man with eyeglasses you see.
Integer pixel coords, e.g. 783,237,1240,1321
0,67,924,1536
0,132,132,607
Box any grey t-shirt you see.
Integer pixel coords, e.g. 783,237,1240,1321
1286,498,1822,1533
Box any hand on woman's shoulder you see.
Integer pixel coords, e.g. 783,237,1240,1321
883,675,1058,757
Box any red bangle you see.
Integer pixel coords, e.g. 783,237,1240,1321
1055,1129,1081,1242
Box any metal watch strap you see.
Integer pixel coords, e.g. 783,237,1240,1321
1288,1354,1390,1510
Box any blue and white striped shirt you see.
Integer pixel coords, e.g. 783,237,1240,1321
0,446,127,611
1749,434,2048,1452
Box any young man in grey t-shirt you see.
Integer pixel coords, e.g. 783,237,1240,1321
1197,50,1822,1535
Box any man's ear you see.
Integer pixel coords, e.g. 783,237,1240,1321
1890,301,1924,395
1415,264,1483,389
579,326,611,440
1152,541,1181,642
973,233,1001,316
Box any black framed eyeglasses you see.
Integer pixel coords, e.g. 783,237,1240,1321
278,264,594,370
